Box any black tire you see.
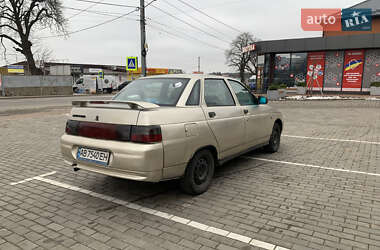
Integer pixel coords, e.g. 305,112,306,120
265,123,281,153
180,149,215,195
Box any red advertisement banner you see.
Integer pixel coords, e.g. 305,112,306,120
342,50,364,91
306,52,325,90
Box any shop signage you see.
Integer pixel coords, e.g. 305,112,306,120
8,65,24,73
342,50,364,91
306,52,325,90
242,44,256,53
89,68,102,73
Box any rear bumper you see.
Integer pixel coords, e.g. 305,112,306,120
60,134,164,182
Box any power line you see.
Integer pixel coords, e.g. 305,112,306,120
148,23,224,51
175,0,242,34
146,20,225,51
67,0,105,19
72,0,138,8
160,0,234,40
63,6,138,19
150,4,230,44
40,8,139,39
144,0,157,8
40,0,156,39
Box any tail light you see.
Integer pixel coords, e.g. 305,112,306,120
131,125,162,143
65,120,161,143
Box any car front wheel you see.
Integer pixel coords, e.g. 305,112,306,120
180,149,215,195
265,123,281,153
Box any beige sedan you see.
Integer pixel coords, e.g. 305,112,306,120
61,74,283,194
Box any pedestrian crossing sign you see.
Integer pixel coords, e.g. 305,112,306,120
127,57,138,71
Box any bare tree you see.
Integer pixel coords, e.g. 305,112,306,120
34,45,53,74
34,46,53,63
0,0,66,74
225,32,258,83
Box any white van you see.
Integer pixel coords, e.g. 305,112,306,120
73,75,115,94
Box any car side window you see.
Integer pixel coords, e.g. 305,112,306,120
204,79,235,107
186,80,200,106
228,80,258,106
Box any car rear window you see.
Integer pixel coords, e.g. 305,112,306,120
113,78,190,106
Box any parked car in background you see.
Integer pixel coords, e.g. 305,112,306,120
61,74,283,194
117,80,131,91
248,75,257,91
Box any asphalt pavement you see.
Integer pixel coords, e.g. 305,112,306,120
0,98,380,250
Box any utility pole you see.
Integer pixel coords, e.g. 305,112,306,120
140,0,147,76
198,56,200,72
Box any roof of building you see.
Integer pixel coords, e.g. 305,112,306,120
254,33,380,54
350,0,380,16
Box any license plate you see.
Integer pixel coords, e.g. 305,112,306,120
77,147,110,166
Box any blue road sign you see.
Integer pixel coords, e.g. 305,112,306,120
127,57,138,71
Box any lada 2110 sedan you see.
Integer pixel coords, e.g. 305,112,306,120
61,74,283,194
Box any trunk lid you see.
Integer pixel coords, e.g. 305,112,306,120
70,100,160,125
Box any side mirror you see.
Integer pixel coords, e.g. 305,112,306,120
259,96,268,105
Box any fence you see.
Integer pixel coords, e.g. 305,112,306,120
0,75,73,96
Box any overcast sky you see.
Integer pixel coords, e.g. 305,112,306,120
1,0,363,73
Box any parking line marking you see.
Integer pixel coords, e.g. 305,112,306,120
30,176,289,250
10,171,56,185
244,157,380,177
283,134,380,145
250,238,276,250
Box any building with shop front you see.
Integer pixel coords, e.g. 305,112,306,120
254,0,380,93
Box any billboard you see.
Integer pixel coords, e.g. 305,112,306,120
7,65,24,74
342,50,364,91
306,52,325,90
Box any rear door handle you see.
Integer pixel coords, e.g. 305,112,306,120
209,112,216,118
244,109,249,114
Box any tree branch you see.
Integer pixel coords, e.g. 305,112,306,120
0,24,19,33
26,7,47,37
0,34,22,47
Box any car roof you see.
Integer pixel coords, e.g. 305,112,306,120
140,74,241,82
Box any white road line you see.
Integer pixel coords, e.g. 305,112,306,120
10,171,56,185
283,134,380,145
32,176,287,250
244,157,380,177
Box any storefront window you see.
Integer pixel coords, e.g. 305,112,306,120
290,53,307,86
263,54,272,90
273,53,291,85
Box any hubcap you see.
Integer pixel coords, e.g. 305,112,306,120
194,157,209,185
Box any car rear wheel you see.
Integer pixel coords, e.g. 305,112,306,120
180,149,215,195
265,123,281,153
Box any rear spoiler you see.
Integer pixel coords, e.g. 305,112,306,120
72,100,160,110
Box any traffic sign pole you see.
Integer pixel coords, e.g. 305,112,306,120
140,0,147,76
